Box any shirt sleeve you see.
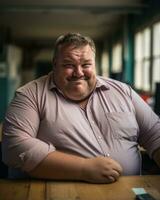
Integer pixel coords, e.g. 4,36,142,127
2,86,56,172
131,88,160,158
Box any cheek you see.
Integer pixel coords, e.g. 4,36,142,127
58,69,73,78
64,73,73,82
65,69,74,76
84,68,96,77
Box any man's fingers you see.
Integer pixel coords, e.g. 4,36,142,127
104,169,121,181
107,175,116,183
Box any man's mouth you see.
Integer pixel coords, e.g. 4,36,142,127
67,77,89,82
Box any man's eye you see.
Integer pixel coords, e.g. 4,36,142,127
63,64,74,68
82,63,91,68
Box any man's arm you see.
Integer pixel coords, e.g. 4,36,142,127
153,147,160,168
28,151,123,183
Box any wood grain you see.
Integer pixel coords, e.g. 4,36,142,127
0,176,160,200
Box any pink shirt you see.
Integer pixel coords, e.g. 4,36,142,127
2,72,160,178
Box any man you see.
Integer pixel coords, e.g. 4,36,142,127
2,33,160,183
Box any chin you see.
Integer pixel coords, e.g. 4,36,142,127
67,95,85,101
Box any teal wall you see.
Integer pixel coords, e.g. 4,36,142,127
0,78,8,121
123,15,134,85
0,43,7,122
0,44,21,122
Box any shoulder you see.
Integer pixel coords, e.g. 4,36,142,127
16,73,52,96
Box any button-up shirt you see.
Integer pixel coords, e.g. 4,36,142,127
2,72,160,178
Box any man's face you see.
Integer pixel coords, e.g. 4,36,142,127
53,44,97,101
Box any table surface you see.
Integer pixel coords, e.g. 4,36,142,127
0,175,160,200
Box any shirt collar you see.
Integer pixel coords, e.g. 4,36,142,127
95,76,110,90
48,72,57,90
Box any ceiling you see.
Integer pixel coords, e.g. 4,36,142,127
0,0,149,45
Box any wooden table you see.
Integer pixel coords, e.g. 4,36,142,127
0,175,160,200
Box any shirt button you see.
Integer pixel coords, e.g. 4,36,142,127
98,136,102,139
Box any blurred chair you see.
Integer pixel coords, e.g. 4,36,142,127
141,150,160,175
0,142,8,178
154,82,160,116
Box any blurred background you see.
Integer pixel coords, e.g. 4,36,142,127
0,0,160,123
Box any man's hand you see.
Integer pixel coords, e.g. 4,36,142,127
82,156,123,183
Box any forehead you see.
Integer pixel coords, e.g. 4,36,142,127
57,44,95,58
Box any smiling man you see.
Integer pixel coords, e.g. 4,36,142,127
2,33,160,183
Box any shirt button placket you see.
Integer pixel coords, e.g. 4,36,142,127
86,107,108,156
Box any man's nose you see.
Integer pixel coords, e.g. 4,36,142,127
73,65,84,77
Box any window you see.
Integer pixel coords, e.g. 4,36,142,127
152,22,160,92
134,32,143,89
112,43,122,73
101,51,109,77
134,28,151,91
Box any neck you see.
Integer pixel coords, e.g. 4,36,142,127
78,98,89,109
67,93,91,103
67,94,92,109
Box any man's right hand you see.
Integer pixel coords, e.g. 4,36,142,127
82,156,123,183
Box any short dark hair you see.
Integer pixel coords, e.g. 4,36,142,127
53,33,96,60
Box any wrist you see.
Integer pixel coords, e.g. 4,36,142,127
80,158,91,182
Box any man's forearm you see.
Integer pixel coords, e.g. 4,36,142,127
28,151,85,181
28,151,122,183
